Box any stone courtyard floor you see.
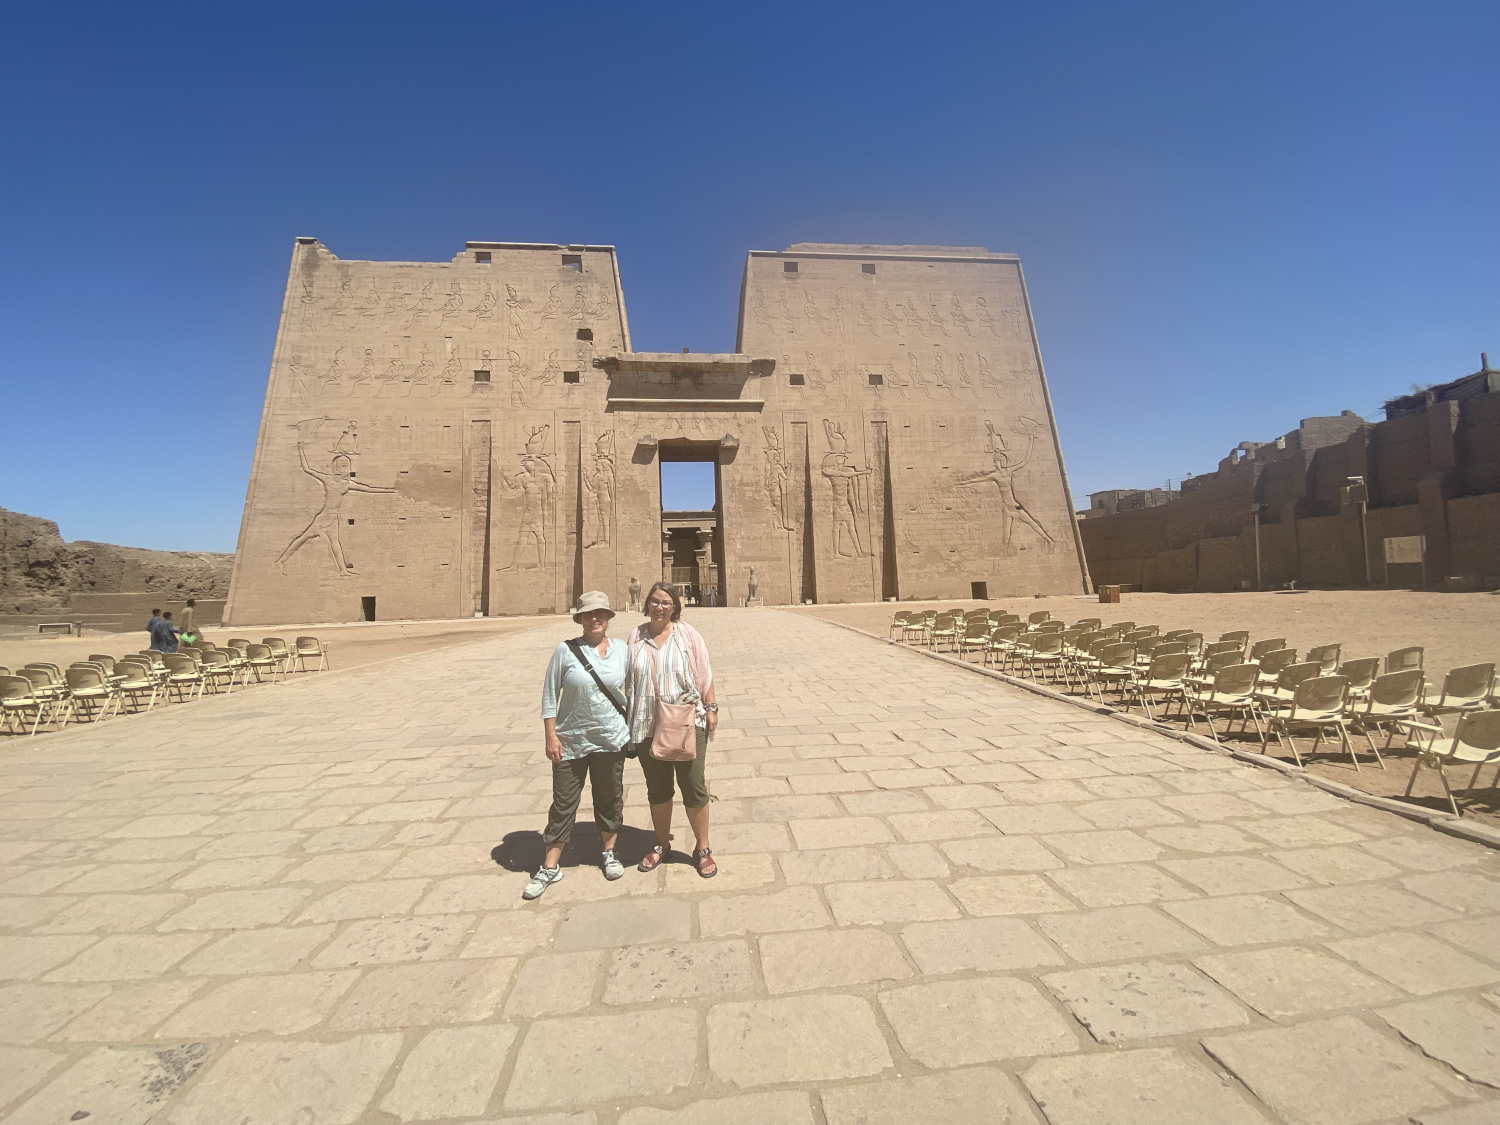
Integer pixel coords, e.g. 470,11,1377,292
2,608,1499,1125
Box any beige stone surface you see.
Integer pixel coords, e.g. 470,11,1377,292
379,1022,519,1121
164,1035,401,1125
1042,959,1249,1043
1,609,1498,1123
506,1010,697,1110
1194,946,1401,1019
225,241,1086,627
1022,1047,1270,1125
1378,994,1500,1088
16,1043,214,1125
759,928,913,994
708,994,892,1085
878,977,1078,1067
1203,1016,1473,1125
617,1090,815,1125
821,1067,1042,1125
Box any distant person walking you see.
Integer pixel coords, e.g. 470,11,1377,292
146,608,162,647
628,582,719,878
178,599,202,645
524,591,630,900
149,610,179,653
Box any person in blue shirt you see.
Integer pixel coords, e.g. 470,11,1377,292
524,591,630,900
148,611,179,653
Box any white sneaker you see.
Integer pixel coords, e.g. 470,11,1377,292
522,865,563,899
601,850,625,880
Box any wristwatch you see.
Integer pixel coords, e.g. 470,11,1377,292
703,703,719,713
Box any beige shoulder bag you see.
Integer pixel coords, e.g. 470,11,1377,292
646,635,698,762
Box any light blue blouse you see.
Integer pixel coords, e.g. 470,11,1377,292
540,638,630,759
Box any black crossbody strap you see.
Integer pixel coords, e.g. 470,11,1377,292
565,639,627,719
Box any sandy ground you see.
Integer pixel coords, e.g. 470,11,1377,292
795,591,1500,825
0,614,560,676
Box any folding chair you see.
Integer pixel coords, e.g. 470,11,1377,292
1108,621,1136,634
1090,642,1138,704
1263,675,1355,769
0,675,49,735
1385,646,1424,675
71,663,122,721
1019,631,1065,684
1345,668,1426,765
1254,648,1300,688
889,610,912,640
1249,637,1288,662
1306,643,1342,676
199,648,238,694
983,624,1023,670
1192,663,1263,745
17,666,70,728
261,638,295,677
161,654,208,702
244,643,286,683
113,659,161,713
1073,618,1102,633
1027,610,1053,628
1337,657,1380,702
958,619,993,661
1126,651,1194,724
1219,630,1249,651
1403,709,1500,816
1422,664,1496,721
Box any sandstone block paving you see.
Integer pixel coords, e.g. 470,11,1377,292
1,609,1498,1122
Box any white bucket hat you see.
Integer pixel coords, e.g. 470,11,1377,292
572,591,616,623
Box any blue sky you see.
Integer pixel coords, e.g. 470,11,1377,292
2,2,1495,549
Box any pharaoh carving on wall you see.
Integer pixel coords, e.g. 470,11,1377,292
777,291,798,335
975,295,999,336
903,301,929,338
908,351,931,398
470,285,499,329
507,350,528,408
956,418,1055,549
437,284,464,327
950,294,973,336
406,282,435,329
858,301,878,336
505,285,530,341
831,290,847,343
753,289,774,335
324,278,355,330
955,353,975,394
821,419,871,558
288,356,313,404
881,300,903,337
537,350,560,394
321,347,347,394
584,430,615,549
353,286,381,328
568,285,587,321
497,426,555,571
927,297,950,337
276,419,395,576
536,285,562,331
762,427,791,531
352,349,377,392
803,292,830,335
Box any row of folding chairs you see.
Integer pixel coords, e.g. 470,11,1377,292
0,635,330,737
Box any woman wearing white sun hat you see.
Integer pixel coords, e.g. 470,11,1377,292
524,591,631,900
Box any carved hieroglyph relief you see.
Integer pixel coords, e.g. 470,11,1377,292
497,425,556,571
762,426,791,532
276,417,397,576
584,430,615,549
505,285,530,341
820,419,871,558
955,417,1055,550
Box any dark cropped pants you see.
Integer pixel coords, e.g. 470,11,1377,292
633,728,711,809
542,752,625,846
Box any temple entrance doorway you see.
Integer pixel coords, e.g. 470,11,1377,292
659,442,725,607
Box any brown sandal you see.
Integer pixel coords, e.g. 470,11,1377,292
638,844,668,872
695,848,717,879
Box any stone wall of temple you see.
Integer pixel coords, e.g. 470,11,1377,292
224,240,1089,625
